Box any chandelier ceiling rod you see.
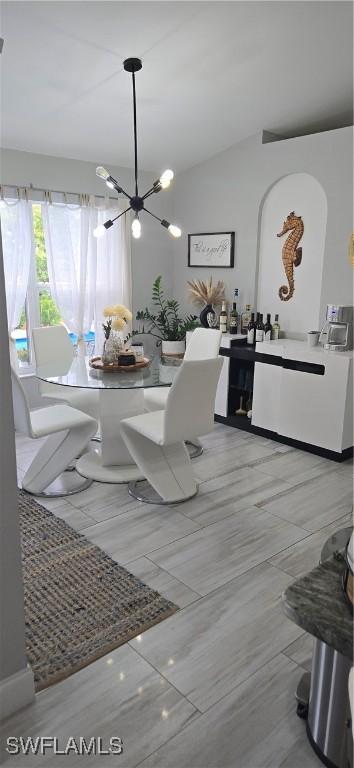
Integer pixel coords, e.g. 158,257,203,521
132,70,138,197
93,57,181,241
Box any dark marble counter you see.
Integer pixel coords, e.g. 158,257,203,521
282,555,353,660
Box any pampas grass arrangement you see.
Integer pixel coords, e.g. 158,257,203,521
187,276,225,308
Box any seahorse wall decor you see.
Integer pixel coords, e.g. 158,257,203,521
277,212,304,301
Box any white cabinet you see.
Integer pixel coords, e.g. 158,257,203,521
252,362,281,433
252,340,353,454
214,356,230,417
278,361,350,453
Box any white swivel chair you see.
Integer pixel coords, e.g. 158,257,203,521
144,328,222,458
121,357,223,504
11,365,98,497
32,326,99,421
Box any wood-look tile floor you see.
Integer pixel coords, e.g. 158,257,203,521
4,424,353,767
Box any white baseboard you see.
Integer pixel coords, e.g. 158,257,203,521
0,667,35,721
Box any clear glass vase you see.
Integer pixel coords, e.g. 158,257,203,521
102,332,123,363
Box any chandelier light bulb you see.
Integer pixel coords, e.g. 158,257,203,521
96,166,110,181
168,224,182,238
159,169,174,189
132,216,142,239
93,224,106,238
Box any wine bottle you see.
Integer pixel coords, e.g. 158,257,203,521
229,302,238,334
272,314,280,340
219,301,228,333
264,313,272,341
241,304,252,335
247,312,255,345
255,313,264,343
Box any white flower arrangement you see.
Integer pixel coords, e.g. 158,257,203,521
102,304,132,340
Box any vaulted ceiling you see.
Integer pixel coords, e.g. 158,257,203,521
1,1,352,171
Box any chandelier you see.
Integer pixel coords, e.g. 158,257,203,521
94,58,181,241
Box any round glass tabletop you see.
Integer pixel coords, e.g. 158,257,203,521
36,354,181,390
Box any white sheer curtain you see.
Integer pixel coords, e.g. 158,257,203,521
94,200,132,353
0,197,32,330
42,195,131,351
41,196,98,339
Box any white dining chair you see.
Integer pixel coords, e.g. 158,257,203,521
120,357,223,504
32,325,99,421
11,364,98,497
144,328,222,457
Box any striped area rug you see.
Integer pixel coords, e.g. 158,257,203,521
19,491,178,691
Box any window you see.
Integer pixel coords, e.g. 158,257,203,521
3,192,130,369
33,204,62,327
11,204,62,367
14,304,29,365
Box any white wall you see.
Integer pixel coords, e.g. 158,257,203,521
0,223,35,717
171,127,353,332
257,173,327,334
0,148,174,314
2,126,352,336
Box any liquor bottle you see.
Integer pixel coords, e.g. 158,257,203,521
247,312,255,345
241,304,252,335
229,302,238,334
264,313,272,341
255,313,264,343
219,301,228,333
272,314,280,340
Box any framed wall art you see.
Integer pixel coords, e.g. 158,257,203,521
188,231,235,268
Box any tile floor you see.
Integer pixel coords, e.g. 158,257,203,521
3,424,353,767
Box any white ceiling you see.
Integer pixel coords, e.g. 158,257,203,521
1,1,352,172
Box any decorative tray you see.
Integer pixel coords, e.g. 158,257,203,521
89,356,150,372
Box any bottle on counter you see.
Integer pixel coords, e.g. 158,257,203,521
219,301,228,333
272,314,280,340
247,312,255,345
241,304,252,335
255,312,264,343
264,313,272,341
229,301,238,334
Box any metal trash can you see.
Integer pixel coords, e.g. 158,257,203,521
307,638,352,768
295,526,353,768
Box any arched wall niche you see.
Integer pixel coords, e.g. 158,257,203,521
256,173,327,334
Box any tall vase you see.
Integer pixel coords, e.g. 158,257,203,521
102,335,115,364
199,304,215,328
102,332,123,363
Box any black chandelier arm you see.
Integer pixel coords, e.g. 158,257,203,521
108,175,132,201
132,72,138,197
110,205,132,225
141,183,161,201
143,207,162,223
144,208,171,231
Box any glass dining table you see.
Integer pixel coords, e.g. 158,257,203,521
36,354,180,483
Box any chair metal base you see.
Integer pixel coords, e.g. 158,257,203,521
23,470,93,498
128,479,198,505
76,450,143,483
185,440,203,459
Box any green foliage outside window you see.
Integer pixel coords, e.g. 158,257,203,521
33,204,49,282
17,205,62,332
39,291,61,326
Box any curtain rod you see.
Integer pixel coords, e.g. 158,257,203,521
1,183,120,203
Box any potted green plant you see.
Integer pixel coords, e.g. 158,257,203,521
135,276,198,356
